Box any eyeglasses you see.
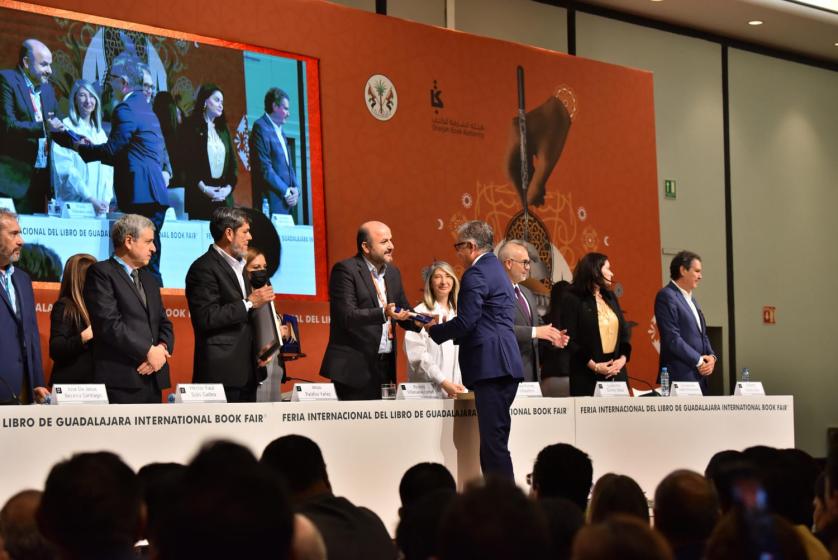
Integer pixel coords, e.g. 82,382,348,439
453,241,471,250
509,259,531,267
142,83,154,92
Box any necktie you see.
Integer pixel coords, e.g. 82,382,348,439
515,286,531,323
1,271,16,315
131,269,147,308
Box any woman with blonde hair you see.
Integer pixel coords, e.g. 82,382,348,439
404,261,466,397
49,253,97,384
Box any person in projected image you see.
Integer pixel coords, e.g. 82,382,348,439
403,261,466,398
51,79,114,216
181,84,237,221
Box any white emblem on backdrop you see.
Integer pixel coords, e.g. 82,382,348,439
365,74,397,121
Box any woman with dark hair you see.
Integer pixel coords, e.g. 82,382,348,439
180,84,237,220
540,279,571,396
559,252,631,396
49,253,97,384
588,473,650,524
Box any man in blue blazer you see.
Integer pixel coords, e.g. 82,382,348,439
250,87,300,217
655,250,716,393
430,221,523,479
77,53,169,285
0,39,65,214
0,209,49,404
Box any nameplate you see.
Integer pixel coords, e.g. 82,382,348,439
0,198,15,212
164,206,178,221
271,214,295,228
291,383,338,402
734,381,766,396
174,384,227,404
593,381,630,397
671,382,703,396
516,382,543,398
397,383,442,400
51,384,109,405
61,201,96,219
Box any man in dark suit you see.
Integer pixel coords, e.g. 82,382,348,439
185,207,275,403
498,239,567,383
0,209,49,404
429,221,524,479
84,214,173,403
250,87,300,217
77,53,169,285
0,39,65,214
319,220,418,400
655,250,716,393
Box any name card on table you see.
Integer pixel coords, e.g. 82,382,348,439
516,382,543,398
174,384,227,404
291,383,338,402
61,201,96,219
593,381,630,398
397,383,442,400
51,384,109,405
272,214,295,228
0,198,15,212
734,381,766,396
671,382,703,396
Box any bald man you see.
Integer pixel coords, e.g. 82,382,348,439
0,39,65,213
319,221,420,400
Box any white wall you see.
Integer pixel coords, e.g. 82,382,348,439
452,0,567,53
728,48,838,455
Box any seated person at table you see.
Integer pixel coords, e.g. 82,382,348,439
404,261,466,398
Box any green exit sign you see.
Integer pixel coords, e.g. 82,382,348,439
664,179,677,199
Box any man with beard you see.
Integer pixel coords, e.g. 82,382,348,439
185,207,275,402
319,220,419,400
0,209,49,403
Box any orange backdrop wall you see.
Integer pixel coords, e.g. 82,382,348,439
19,0,661,396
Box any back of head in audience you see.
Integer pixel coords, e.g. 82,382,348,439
531,443,593,511
572,514,673,560
155,440,293,560
397,488,457,560
742,446,819,527
439,477,550,560
537,497,584,560
654,469,719,549
37,452,140,559
704,449,759,513
291,514,327,560
261,435,330,500
588,473,649,524
704,510,806,560
0,490,56,560
399,462,456,510
136,462,186,548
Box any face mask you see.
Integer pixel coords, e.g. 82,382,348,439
249,268,269,288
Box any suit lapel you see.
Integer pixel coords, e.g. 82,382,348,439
669,283,702,335
355,256,379,307
109,258,146,309
3,272,22,323
14,71,36,121
208,246,244,295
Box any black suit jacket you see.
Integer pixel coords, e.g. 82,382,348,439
560,289,631,396
512,284,543,382
0,267,44,402
48,299,94,385
185,246,260,388
83,258,173,391
319,255,418,388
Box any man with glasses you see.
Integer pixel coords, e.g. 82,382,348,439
498,239,567,383
76,53,169,285
429,221,523,480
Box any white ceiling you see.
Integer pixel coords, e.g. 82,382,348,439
573,0,838,65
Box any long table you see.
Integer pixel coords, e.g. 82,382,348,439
0,396,793,534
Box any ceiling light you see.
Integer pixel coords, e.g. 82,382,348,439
748,20,764,26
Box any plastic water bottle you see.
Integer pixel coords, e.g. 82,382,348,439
660,367,670,396
261,197,270,217
741,367,750,382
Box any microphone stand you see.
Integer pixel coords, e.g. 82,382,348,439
627,375,661,397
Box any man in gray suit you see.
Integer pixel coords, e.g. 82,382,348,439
499,240,567,382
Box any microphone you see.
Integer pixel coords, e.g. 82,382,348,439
0,376,22,405
627,375,661,397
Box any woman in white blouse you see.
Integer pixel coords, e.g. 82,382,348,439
51,79,113,215
404,261,466,397
181,83,237,220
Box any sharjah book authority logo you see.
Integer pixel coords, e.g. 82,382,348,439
365,74,397,121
